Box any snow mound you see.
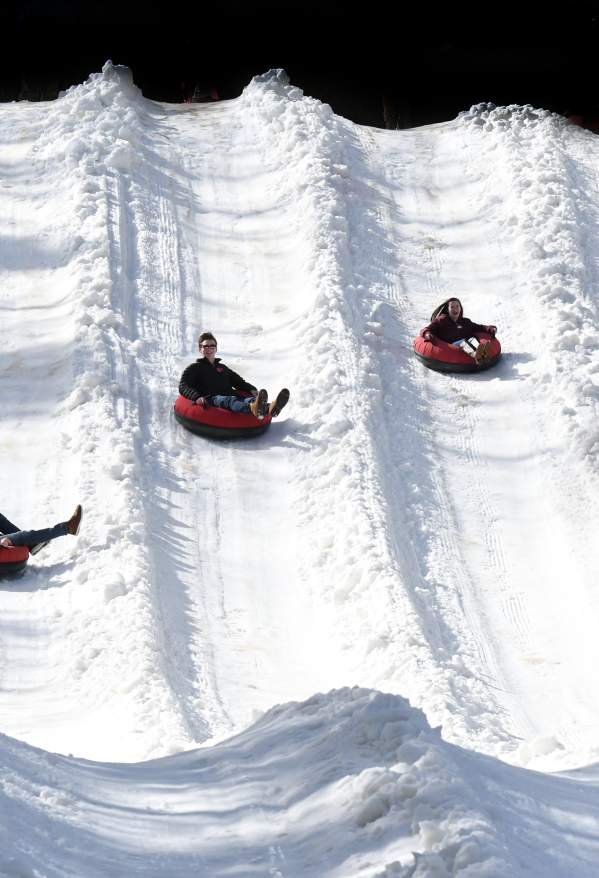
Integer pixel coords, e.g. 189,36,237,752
0,688,516,877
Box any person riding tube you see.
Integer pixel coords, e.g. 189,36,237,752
0,505,82,575
414,298,501,373
176,332,290,438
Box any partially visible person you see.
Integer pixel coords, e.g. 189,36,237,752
191,83,219,103
565,108,599,134
0,505,83,555
179,332,289,419
180,79,194,103
420,298,497,364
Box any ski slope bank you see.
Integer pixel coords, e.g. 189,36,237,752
2,62,599,875
4,687,599,878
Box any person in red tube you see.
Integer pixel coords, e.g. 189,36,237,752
179,332,289,419
420,298,497,365
0,505,82,555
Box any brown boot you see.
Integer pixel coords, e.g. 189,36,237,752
474,341,491,365
66,504,83,536
268,388,290,418
249,389,268,419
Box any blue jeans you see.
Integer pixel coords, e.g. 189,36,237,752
208,395,252,413
0,512,68,547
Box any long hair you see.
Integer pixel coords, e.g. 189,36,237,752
430,298,463,321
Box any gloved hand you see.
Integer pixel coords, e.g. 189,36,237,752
423,331,435,342
486,325,497,336
194,397,206,407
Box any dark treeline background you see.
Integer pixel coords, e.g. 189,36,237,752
0,0,597,128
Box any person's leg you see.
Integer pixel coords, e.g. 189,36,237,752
3,505,81,551
0,512,20,535
471,337,492,364
209,395,252,413
452,338,479,359
5,522,68,547
249,389,268,418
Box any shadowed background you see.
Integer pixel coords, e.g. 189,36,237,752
1,0,597,127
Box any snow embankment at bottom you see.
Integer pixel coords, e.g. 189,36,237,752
2,686,599,878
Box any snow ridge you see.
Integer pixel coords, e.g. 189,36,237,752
241,71,433,692
32,61,195,757
240,72,515,758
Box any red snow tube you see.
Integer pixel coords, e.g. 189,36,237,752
0,545,29,577
174,395,272,439
413,333,502,373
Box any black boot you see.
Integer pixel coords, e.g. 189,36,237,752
268,388,290,418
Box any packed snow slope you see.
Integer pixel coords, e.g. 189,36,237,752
2,62,599,875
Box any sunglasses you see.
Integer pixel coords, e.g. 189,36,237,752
201,343,217,349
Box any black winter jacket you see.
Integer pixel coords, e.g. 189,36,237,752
178,358,257,402
0,512,20,535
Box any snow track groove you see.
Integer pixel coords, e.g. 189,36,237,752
108,120,220,748
342,121,526,757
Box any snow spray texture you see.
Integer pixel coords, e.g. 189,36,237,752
461,102,599,468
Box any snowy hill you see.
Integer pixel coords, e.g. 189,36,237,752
2,62,599,876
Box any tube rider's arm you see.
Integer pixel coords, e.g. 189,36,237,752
421,317,441,342
464,319,497,337
226,367,257,395
179,363,205,402
0,512,20,534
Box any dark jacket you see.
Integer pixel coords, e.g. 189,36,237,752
0,512,20,535
420,314,491,343
420,298,494,343
179,358,257,402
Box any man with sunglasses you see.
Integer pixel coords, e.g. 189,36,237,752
179,332,289,419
